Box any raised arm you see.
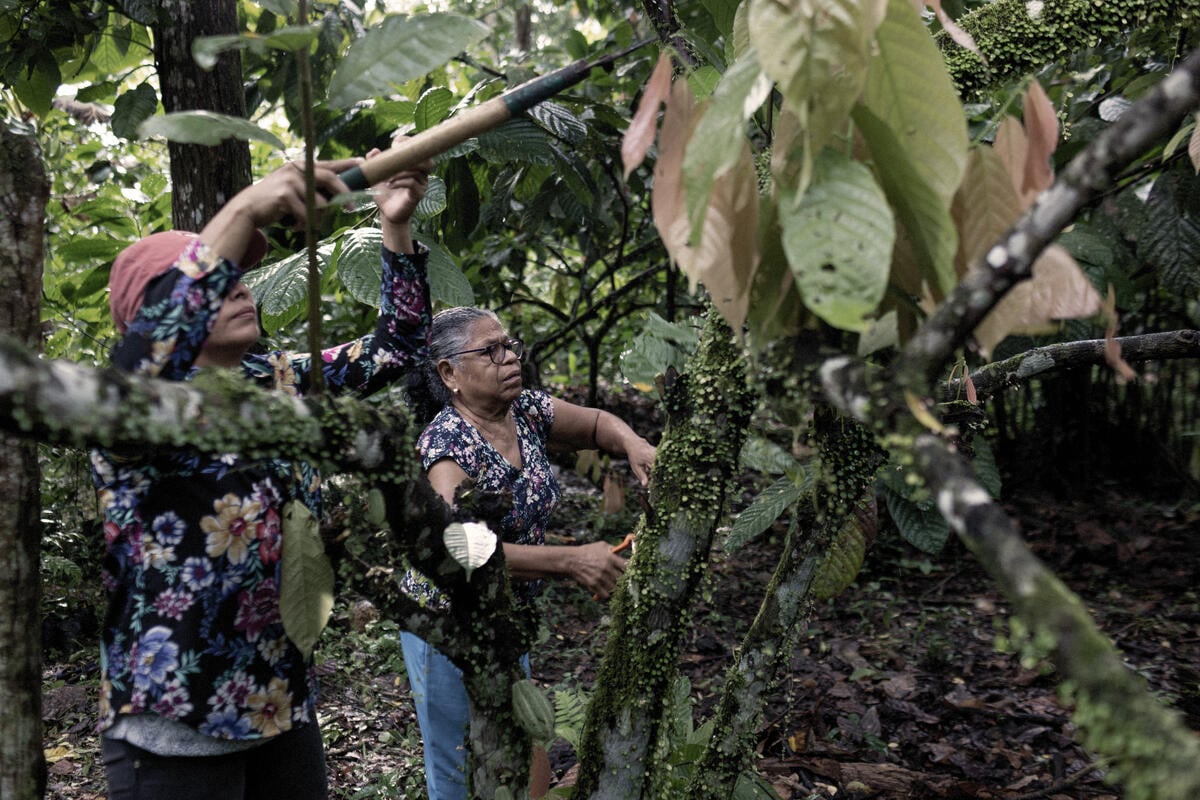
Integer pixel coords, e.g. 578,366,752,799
111,159,361,379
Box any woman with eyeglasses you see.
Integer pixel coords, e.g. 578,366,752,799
399,306,656,800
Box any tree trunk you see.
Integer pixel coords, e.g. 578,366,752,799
0,127,49,800
153,0,253,231
689,408,882,799
574,306,753,799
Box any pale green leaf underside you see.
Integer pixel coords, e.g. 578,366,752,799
138,111,286,151
853,104,959,294
779,149,894,331
280,500,335,660
327,14,490,109
863,0,968,208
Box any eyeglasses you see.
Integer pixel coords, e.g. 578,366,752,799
448,338,525,365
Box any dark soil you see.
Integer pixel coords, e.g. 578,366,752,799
40,480,1200,800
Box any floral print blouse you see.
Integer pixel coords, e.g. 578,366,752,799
90,237,430,741
404,389,562,605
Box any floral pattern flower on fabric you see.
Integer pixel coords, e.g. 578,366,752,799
402,389,561,606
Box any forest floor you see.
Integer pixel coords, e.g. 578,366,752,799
40,474,1200,800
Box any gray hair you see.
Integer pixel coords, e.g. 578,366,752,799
409,306,502,423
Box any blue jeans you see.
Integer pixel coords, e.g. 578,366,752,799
400,633,531,800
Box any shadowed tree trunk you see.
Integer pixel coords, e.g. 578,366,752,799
0,127,49,800
153,0,253,230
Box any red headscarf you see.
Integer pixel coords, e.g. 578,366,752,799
108,230,267,334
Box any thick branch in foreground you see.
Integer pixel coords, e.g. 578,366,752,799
914,434,1200,800
948,330,1200,401
574,307,754,800
897,48,1200,391
0,335,415,478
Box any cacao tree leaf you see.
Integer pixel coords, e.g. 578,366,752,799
863,0,968,209
1022,80,1059,196
952,146,1023,279
280,500,335,660
974,244,1102,358
622,51,673,179
327,14,489,109
854,104,957,296
332,228,382,307
653,80,759,333
778,148,894,331
683,49,773,242
138,110,285,150
749,0,883,170
256,0,298,16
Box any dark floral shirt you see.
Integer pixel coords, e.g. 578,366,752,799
90,238,430,741
403,389,561,605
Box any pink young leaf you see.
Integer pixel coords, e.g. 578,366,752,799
622,51,673,180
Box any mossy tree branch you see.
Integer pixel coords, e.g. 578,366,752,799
573,306,754,799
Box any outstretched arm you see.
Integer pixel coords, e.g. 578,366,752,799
549,397,657,486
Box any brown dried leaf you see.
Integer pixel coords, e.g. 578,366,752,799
920,0,983,57
973,244,1101,358
622,51,673,179
992,116,1029,203
652,80,759,334
1022,80,1058,196
952,146,1024,277
602,471,625,515
1102,285,1139,382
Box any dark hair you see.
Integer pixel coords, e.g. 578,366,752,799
406,306,501,425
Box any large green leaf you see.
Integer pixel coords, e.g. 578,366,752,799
528,101,588,146
748,0,881,168
245,242,335,318
725,473,809,552
422,238,475,307
111,82,158,140
478,118,557,165
880,482,950,555
192,25,321,69
326,13,490,109
862,0,968,208
683,49,773,242
333,228,383,307
853,104,958,294
778,148,894,331
280,500,335,660
414,86,453,131
138,110,286,150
